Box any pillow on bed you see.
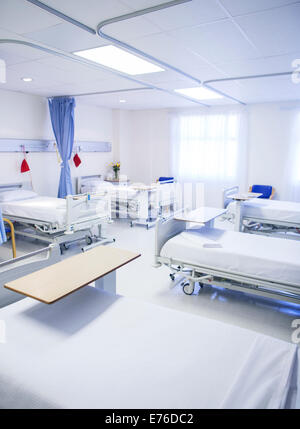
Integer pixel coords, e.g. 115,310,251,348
0,189,38,202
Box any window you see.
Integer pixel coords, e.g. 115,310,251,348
172,112,241,182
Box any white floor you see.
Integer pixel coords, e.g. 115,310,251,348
1,218,300,343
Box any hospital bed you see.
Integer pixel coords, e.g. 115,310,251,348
77,175,176,229
0,182,112,252
223,185,300,240
0,246,298,409
155,211,300,303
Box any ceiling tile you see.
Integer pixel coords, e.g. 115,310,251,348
214,53,300,77
235,4,300,56
104,16,162,40
129,32,224,81
219,0,300,16
6,60,71,85
23,23,105,52
0,41,51,64
44,0,130,28
212,74,300,103
145,0,227,31
168,19,259,63
0,0,62,35
37,56,112,81
120,0,173,10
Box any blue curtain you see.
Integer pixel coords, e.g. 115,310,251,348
48,97,76,198
0,209,7,245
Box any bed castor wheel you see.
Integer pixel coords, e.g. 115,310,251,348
60,243,69,254
86,236,93,245
183,282,194,295
170,273,175,281
130,221,133,228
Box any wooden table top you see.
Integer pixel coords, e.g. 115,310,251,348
4,246,140,304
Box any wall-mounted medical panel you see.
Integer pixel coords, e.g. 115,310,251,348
0,139,112,152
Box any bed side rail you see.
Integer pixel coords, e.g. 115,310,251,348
0,181,32,193
0,243,61,307
65,191,111,233
155,213,186,267
223,185,239,208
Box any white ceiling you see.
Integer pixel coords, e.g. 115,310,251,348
0,0,299,109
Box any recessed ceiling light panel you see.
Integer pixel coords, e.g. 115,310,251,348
74,45,164,76
21,77,33,82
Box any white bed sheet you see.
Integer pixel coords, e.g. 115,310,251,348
0,286,297,409
1,197,66,226
228,199,300,223
1,196,108,228
161,227,300,285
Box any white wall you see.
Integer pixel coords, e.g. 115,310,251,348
116,101,300,203
116,109,170,184
0,89,113,196
247,101,300,199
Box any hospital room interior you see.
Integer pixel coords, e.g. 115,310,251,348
0,0,300,411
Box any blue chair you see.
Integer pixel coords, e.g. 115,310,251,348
249,185,275,199
158,177,174,184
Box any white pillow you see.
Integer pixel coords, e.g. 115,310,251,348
0,189,38,202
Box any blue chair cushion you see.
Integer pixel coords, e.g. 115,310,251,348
158,177,174,183
251,185,273,199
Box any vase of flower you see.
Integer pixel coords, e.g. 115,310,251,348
112,162,120,180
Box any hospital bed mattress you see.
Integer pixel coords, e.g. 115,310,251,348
1,197,107,227
0,286,297,409
161,227,300,285
228,199,300,223
1,197,66,226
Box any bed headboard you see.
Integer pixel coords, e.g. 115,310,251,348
76,175,102,194
155,215,186,266
223,185,239,208
0,182,32,193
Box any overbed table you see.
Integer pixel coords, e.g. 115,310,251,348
231,192,262,232
174,207,227,227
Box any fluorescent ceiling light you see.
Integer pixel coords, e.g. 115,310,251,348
21,77,33,82
74,45,164,75
174,87,223,100
119,99,126,103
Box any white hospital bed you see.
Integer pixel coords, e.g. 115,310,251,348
155,214,300,304
0,182,112,251
223,186,300,240
0,285,298,409
77,175,176,229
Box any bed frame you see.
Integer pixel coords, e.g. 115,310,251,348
0,243,60,307
154,215,300,304
223,185,300,240
0,182,113,251
77,175,176,229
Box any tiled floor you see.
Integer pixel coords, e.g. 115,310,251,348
1,218,300,343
